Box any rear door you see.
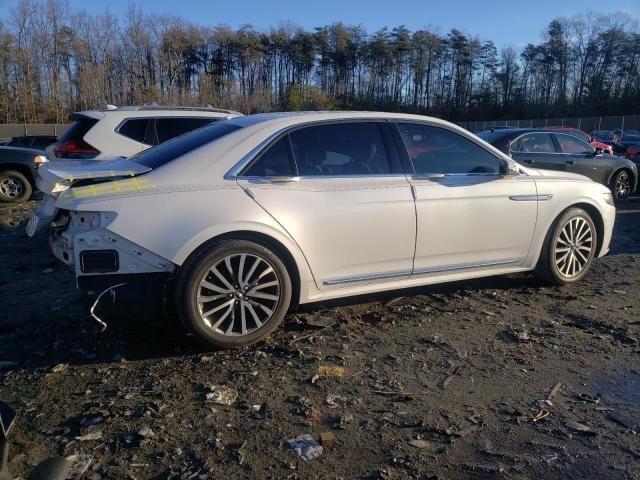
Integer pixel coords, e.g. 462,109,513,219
511,132,564,172
553,132,608,184
236,121,416,288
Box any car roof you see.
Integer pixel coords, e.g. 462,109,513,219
75,104,242,120
223,111,455,130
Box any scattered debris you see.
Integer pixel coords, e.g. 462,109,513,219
50,363,69,373
75,430,102,441
287,434,323,460
206,385,238,405
305,316,336,328
408,439,430,449
319,431,336,448
315,365,344,379
567,420,596,435
384,297,405,307
547,382,562,401
532,409,550,423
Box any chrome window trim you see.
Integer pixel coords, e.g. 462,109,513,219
324,259,520,286
226,118,393,180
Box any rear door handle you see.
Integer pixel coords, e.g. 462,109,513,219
413,173,445,180
565,160,575,165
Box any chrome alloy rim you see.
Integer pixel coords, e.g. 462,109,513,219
615,172,631,200
196,253,280,336
554,217,593,278
0,177,23,198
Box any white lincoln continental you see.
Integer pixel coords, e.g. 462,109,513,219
28,112,616,348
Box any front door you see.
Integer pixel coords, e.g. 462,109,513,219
511,131,565,172
394,122,538,273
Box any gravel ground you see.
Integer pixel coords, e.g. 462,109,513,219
0,198,639,479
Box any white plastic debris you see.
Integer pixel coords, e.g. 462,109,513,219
287,434,323,460
205,385,238,405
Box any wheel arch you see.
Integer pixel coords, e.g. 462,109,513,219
0,163,35,185
176,227,310,309
607,167,637,193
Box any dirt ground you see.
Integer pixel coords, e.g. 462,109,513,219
0,197,639,480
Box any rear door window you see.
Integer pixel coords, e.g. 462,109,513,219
243,137,295,177
154,117,217,144
289,122,392,176
514,133,556,153
117,119,149,143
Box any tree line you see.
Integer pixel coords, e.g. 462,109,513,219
0,0,639,124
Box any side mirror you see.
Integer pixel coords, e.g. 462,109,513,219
593,147,603,156
499,160,519,176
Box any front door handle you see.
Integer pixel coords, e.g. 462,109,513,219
523,159,533,164
565,160,575,165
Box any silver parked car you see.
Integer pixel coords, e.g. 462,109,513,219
28,112,616,348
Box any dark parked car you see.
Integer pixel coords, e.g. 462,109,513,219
477,128,638,202
0,146,46,202
4,135,57,150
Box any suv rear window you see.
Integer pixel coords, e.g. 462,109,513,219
58,116,99,144
132,122,242,169
155,118,217,144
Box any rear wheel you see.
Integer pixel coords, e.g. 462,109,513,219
174,239,292,349
535,208,597,285
611,169,631,203
0,170,32,203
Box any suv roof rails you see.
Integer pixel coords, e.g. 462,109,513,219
114,102,242,115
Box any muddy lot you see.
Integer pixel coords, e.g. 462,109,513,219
1,198,639,479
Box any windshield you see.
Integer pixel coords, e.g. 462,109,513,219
132,121,243,169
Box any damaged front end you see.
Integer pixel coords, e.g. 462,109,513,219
27,159,176,328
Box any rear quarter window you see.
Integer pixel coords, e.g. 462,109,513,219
132,122,242,170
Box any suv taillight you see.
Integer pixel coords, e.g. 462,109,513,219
53,139,100,159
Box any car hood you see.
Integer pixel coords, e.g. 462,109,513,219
37,157,151,196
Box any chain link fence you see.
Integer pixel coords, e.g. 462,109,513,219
459,115,640,134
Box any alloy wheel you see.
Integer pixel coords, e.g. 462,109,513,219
196,253,281,336
554,216,594,278
614,171,631,201
0,177,23,199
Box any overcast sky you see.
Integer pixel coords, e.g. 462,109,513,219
0,0,638,46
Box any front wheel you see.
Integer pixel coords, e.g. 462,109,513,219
174,239,292,349
611,170,632,203
535,208,597,285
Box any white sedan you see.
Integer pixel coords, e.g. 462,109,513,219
28,112,616,348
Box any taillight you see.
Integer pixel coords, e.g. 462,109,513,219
626,146,638,158
53,139,100,159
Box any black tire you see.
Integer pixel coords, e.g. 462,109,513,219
535,208,597,285
611,169,632,203
0,170,32,203
174,239,292,349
